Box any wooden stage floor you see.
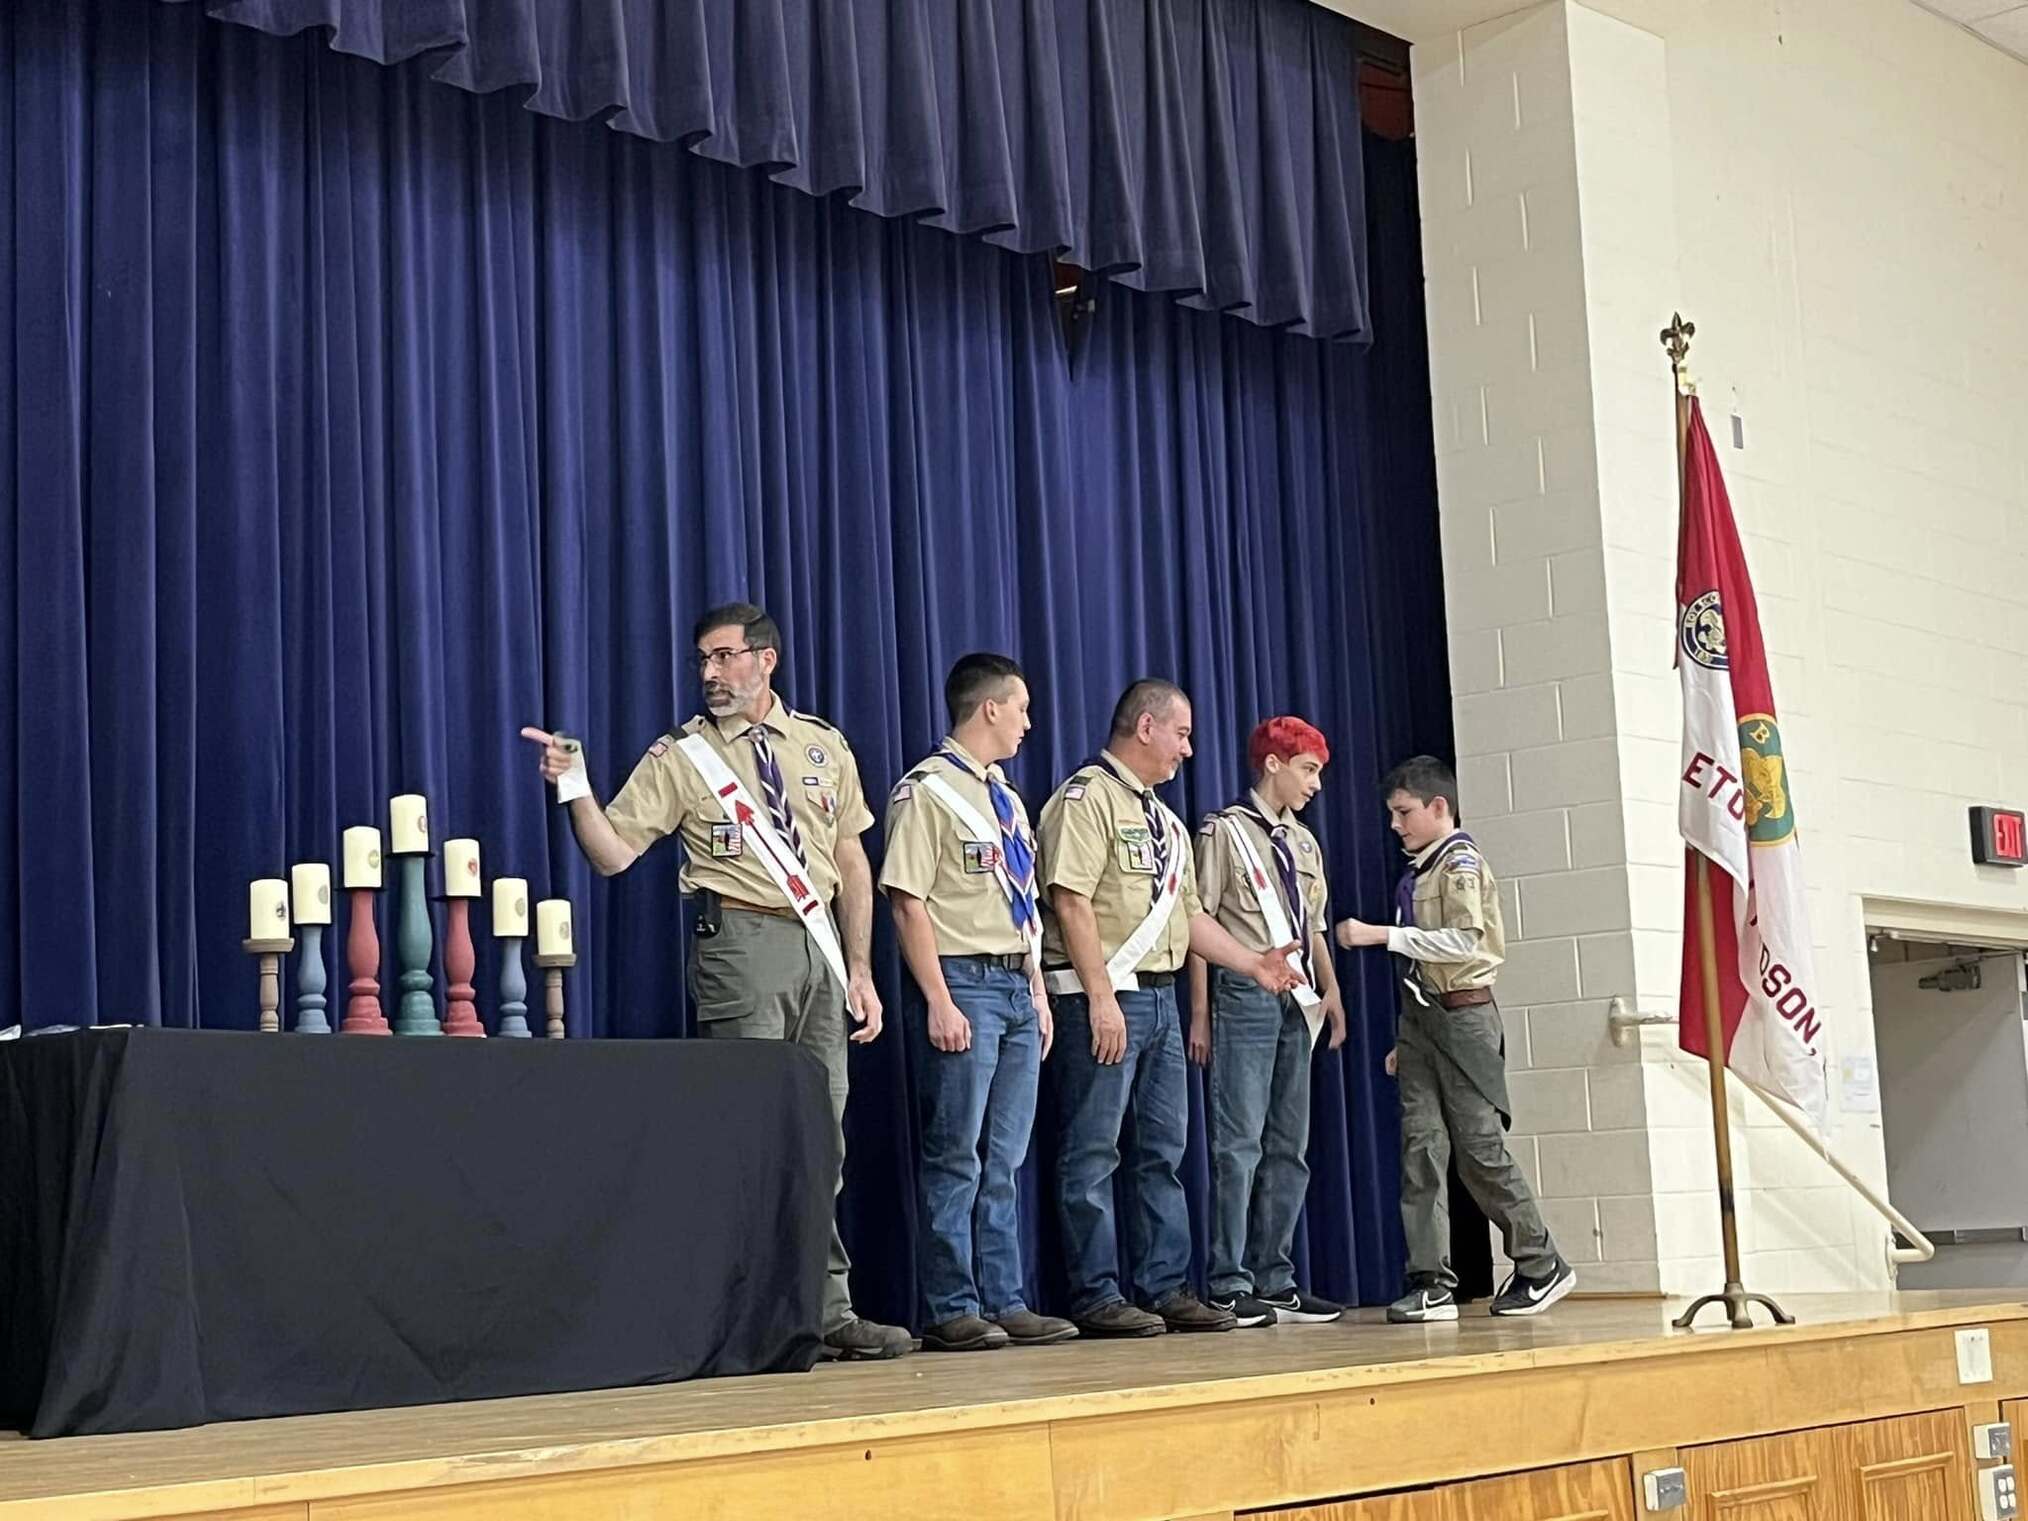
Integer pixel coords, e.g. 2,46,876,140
4,1292,2026,1520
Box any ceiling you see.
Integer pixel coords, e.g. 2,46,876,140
1907,1,2028,64
1313,0,2028,66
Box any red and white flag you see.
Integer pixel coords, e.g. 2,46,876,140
1675,398,1827,1118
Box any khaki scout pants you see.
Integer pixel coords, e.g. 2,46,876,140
690,908,855,1332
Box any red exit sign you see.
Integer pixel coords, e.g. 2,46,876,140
1971,806,2027,867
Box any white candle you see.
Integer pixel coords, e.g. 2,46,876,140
248,879,290,941
535,899,573,957
290,863,333,925
493,877,530,938
342,826,383,889
444,838,482,898
389,794,429,854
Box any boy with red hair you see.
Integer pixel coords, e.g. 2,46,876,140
1186,717,1347,1327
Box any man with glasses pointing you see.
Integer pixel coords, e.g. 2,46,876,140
520,601,914,1361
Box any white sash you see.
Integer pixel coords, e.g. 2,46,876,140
1218,813,1324,1040
674,734,849,992
1043,791,1187,997
915,772,1043,969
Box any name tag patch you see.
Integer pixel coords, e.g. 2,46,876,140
962,841,1002,875
709,822,744,858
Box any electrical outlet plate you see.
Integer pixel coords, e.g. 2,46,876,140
1961,1327,1996,1384
1977,1422,2016,1461
1643,1467,1688,1511
1979,1462,2018,1520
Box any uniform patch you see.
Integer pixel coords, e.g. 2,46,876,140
805,743,830,768
1444,850,1481,876
961,841,1002,875
802,775,822,787
891,782,914,804
648,739,670,759
1118,839,1157,874
1064,784,1086,801
1117,824,1150,842
1299,838,1314,854
820,793,837,818
709,822,744,858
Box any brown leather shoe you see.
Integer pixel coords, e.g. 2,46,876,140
921,1314,1011,1352
821,1317,918,1360
1152,1288,1238,1332
1073,1299,1167,1337
991,1309,1080,1346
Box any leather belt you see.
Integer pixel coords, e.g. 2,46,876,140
944,952,1029,974
722,897,798,921
1436,987,1495,1010
1039,966,1179,992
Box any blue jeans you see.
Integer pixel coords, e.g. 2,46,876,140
1051,984,1192,1315
1207,970,1313,1299
911,957,1042,1325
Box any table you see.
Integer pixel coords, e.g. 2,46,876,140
0,1028,833,1436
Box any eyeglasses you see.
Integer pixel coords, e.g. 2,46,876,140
695,645,755,672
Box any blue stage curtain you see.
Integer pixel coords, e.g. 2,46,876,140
158,0,1372,340
0,1,1448,1313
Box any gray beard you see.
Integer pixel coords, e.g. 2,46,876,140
705,676,763,718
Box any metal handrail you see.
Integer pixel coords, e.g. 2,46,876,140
1600,999,1935,1269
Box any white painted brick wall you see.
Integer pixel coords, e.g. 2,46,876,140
1412,0,2028,1301
1416,3,1660,1290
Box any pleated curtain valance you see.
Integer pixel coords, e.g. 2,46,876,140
163,0,1373,339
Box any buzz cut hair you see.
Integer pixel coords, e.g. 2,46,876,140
945,652,1026,726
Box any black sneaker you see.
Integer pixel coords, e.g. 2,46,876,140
1490,1259,1577,1317
1385,1284,1459,1323
1259,1288,1344,1324
1208,1292,1279,1328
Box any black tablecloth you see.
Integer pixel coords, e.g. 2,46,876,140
0,1028,833,1436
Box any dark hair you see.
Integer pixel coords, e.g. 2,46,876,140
1381,754,1459,818
1109,678,1188,740
945,653,1026,726
692,602,781,655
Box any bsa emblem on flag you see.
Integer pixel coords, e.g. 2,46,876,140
1680,590,1728,669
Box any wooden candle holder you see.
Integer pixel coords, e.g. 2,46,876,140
534,951,576,1040
243,937,296,1034
341,887,391,1034
440,898,485,1037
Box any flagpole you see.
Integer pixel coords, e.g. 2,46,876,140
1661,314,1793,1332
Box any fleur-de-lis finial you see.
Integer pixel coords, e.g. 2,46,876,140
1661,313,1696,395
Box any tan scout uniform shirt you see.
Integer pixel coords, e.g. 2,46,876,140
1037,752,1202,977
878,739,1032,957
1389,830,1505,994
1195,790,1329,954
603,698,874,903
